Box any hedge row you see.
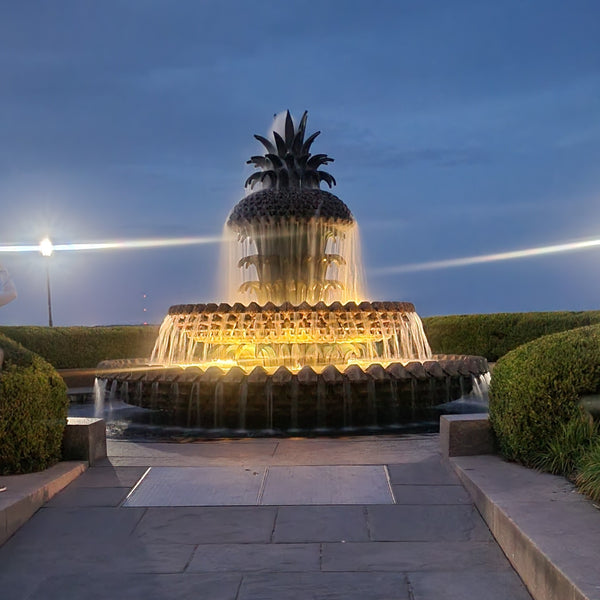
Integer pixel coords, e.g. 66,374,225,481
0,326,159,369
489,324,600,464
3,312,600,370
423,311,600,361
0,333,68,474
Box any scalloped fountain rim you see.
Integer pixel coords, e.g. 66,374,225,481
97,354,488,382
167,300,417,315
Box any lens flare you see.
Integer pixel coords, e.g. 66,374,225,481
39,238,54,257
0,235,223,254
373,237,600,275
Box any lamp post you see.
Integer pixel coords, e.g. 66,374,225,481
39,238,54,327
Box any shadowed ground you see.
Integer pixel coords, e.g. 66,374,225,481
0,435,531,600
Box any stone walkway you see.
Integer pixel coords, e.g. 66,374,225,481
0,435,532,600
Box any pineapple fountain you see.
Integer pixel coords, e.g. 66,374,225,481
97,111,488,434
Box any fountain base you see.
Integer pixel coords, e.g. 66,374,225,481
95,355,488,434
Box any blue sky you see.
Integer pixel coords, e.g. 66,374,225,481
1,0,599,326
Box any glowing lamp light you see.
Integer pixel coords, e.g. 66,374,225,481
39,238,54,326
39,238,54,257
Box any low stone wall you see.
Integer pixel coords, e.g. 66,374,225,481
441,414,599,600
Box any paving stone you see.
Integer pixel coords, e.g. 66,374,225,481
407,569,532,600
0,538,195,600
25,572,241,600
261,465,393,505
46,486,129,507
387,460,460,485
367,505,492,541
104,457,194,467
105,435,438,468
4,506,145,547
271,436,437,466
69,466,148,488
0,436,544,600
0,571,41,600
187,542,320,572
273,505,370,542
107,439,279,465
391,484,471,505
124,466,266,507
134,506,277,544
321,540,510,572
238,572,410,600
0,538,194,574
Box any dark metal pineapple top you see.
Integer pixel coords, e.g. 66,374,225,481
245,110,335,191
228,110,353,227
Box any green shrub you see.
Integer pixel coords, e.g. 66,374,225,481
4,311,600,369
532,412,599,479
423,311,600,361
0,333,68,474
0,325,159,369
489,324,600,464
576,441,600,502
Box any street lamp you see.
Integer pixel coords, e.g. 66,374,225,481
39,238,54,327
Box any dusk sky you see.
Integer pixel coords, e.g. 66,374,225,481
1,1,599,326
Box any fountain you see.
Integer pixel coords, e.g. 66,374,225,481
97,111,488,434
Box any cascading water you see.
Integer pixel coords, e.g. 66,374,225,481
470,372,491,402
96,110,489,435
149,110,432,373
93,378,107,418
150,301,431,371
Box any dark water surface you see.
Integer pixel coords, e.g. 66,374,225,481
69,393,488,442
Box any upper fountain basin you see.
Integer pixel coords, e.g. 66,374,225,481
168,300,416,315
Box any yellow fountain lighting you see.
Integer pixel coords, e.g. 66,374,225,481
185,331,382,345
373,236,600,275
168,359,238,370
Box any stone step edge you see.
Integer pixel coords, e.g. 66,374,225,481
0,461,87,546
450,455,591,600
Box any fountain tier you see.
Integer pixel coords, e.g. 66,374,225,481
151,301,431,371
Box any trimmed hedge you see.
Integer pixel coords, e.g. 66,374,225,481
3,312,600,369
489,325,600,464
0,333,68,474
423,311,600,361
0,326,159,369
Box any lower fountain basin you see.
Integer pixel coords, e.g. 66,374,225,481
95,355,488,434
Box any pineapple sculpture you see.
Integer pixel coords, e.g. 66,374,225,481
244,110,336,191
227,111,361,306
150,110,435,373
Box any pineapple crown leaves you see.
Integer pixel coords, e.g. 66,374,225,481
245,110,336,191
